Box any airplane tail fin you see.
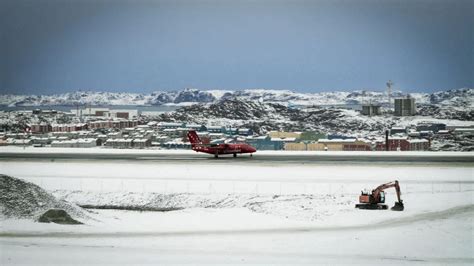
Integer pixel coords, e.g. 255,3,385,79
187,130,202,147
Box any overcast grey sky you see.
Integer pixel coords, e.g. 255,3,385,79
1,0,473,94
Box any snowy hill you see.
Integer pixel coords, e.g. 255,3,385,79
157,99,395,136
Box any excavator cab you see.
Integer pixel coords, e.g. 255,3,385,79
379,191,385,204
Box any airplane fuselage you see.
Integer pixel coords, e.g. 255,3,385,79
192,143,256,157
187,130,257,158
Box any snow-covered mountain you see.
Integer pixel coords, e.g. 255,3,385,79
2,88,471,108
0,91,150,107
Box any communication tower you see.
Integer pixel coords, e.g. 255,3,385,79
386,80,394,108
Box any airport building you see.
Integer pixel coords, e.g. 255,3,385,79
285,139,371,151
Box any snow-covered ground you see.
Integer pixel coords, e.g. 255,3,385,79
1,88,471,108
1,159,473,265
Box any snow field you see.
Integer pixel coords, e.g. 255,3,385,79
0,160,472,224
1,159,473,264
1,160,471,195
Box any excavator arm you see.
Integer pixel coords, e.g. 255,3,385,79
372,180,402,203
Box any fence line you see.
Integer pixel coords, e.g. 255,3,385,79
25,177,474,196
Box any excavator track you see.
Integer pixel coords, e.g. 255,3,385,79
355,204,388,210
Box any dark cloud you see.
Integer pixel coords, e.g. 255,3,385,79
1,0,473,94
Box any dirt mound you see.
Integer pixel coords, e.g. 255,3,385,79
0,174,85,220
38,209,82,224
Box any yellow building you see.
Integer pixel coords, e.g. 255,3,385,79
284,142,307,151
268,131,302,139
284,138,372,151
306,142,344,151
306,143,326,151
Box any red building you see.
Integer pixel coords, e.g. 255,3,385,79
88,120,138,130
29,123,52,133
51,123,87,132
375,137,430,151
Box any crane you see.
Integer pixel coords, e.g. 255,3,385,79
355,180,404,211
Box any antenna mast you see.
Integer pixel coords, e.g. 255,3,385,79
386,80,394,108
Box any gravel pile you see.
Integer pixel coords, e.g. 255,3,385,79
0,174,86,220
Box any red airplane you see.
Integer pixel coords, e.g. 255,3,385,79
187,130,256,158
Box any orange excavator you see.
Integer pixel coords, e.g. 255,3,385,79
355,180,404,211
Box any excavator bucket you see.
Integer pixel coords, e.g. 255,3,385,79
391,201,404,211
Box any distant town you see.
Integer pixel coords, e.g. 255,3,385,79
1,89,472,152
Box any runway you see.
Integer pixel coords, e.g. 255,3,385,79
0,147,473,164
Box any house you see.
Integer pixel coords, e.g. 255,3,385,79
30,137,52,145
6,138,33,146
390,127,407,135
416,123,446,133
29,123,52,133
342,140,372,151
270,137,297,150
107,132,122,139
268,131,302,139
51,138,98,148
247,136,278,150
109,109,139,119
185,124,206,131
207,126,224,133
453,128,474,136
51,123,87,132
162,140,191,149
132,139,151,149
284,142,307,151
72,108,109,117
407,139,430,151
105,138,133,149
311,138,366,151
157,122,183,129
237,128,253,136
162,128,179,138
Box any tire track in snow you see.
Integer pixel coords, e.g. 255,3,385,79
1,204,472,238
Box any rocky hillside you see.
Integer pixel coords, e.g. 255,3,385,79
411,88,473,121
156,99,393,136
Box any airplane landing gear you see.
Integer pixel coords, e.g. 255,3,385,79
233,153,237,158
214,153,218,158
